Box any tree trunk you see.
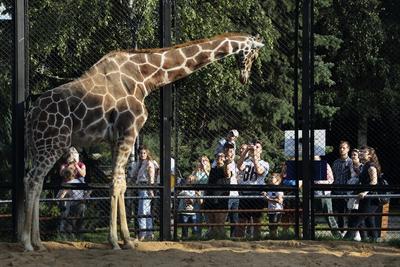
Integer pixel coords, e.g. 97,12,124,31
357,114,368,146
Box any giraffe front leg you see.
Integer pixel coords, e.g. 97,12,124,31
109,186,120,250
118,188,133,249
108,133,136,249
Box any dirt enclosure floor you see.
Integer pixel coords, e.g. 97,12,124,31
0,240,399,267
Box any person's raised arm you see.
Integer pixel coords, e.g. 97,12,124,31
75,162,86,177
237,147,250,171
253,151,265,175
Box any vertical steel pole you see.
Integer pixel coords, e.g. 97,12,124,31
302,0,312,240
12,0,27,241
309,0,316,240
159,0,172,241
293,0,300,240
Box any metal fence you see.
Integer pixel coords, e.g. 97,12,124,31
1,0,400,243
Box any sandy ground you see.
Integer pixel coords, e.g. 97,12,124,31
0,240,399,267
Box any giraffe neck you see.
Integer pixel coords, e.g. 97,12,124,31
82,34,250,99
142,34,248,92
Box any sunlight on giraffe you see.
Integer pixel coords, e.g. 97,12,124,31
22,33,264,251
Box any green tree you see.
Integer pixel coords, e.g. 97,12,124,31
171,0,295,174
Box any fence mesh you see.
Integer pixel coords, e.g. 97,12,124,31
0,0,13,186
0,0,399,243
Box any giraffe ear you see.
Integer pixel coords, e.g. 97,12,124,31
252,40,264,49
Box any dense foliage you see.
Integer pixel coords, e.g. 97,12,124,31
0,0,399,182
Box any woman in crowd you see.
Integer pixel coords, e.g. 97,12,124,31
191,155,210,236
346,148,363,241
132,146,156,241
192,156,211,184
204,143,235,238
344,146,381,242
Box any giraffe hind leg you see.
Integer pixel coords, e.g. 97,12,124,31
22,152,62,251
21,171,36,251
32,183,46,251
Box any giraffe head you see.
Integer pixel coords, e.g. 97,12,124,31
237,34,264,84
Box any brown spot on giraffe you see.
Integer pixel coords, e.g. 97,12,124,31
145,69,166,88
167,69,187,82
147,53,162,66
181,45,200,57
162,49,185,69
139,63,159,78
121,61,144,82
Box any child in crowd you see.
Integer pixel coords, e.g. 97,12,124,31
57,164,88,234
263,173,284,239
178,175,201,239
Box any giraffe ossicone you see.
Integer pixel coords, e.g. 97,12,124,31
21,32,264,251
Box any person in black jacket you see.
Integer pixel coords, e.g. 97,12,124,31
204,143,235,238
344,146,381,242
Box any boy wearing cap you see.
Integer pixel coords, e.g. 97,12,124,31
214,129,239,157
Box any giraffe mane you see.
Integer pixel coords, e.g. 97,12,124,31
110,32,251,55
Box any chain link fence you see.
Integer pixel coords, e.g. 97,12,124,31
0,0,13,241
1,0,400,243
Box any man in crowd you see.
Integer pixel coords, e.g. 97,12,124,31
332,141,353,232
236,139,270,239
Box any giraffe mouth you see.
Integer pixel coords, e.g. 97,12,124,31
239,70,249,84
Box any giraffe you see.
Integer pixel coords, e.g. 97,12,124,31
21,32,264,251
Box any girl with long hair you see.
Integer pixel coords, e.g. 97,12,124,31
133,146,155,241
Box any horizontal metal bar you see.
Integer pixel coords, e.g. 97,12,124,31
177,223,296,227
316,227,400,231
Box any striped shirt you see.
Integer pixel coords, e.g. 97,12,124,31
332,157,352,194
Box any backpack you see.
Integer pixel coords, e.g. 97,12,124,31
377,173,390,205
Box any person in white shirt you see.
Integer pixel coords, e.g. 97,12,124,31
236,139,270,239
314,155,341,238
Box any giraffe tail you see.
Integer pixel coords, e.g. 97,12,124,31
24,108,34,171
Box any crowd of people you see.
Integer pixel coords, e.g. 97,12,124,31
56,131,387,242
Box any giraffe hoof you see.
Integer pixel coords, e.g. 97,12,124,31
34,244,47,252
24,244,34,252
122,241,134,249
111,243,121,250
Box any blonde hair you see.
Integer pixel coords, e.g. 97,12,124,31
139,146,153,161
199,155,211,175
